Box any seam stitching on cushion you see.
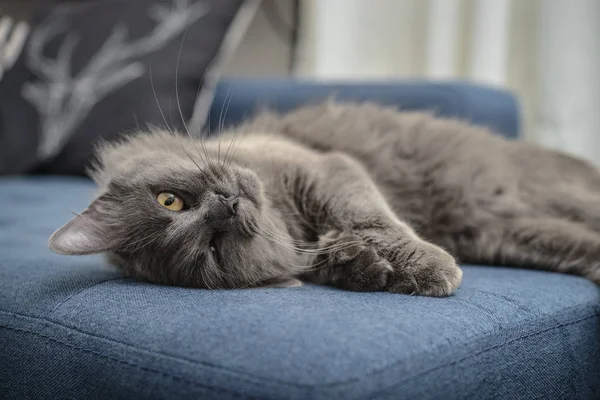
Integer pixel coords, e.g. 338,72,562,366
355,312,600,400
49,277,128,315
0,324,265,400
1,307,598,391
0,309,284,386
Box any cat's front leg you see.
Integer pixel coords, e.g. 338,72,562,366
359,226,462,296
299,152,462,296
302,230,394,292
305,227,462,296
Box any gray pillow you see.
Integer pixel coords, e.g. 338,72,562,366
0,0,258,175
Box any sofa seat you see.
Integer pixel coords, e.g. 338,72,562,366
1,177,599,399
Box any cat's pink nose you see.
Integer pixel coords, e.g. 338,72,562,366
218,194,239,216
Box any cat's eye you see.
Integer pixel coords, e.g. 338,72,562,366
157,192,185,211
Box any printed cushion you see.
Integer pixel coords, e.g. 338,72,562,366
0,0,257,175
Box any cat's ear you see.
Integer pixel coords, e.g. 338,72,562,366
48,195,120,255
256,276,303,289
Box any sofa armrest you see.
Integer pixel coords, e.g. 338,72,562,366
208,79,521,139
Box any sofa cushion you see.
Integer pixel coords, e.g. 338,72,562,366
0,0,258,176
208,80,522,140
1,177,599,400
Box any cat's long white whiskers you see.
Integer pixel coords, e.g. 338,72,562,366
124,231,161,250
223,111,249,167
256,228,363,256
174,27,214,168
223,128,239,166
205,270,218,291
134,233,164,252
219,87,234,138
226,128,249,168
150,63,208,170
190,43,214,166
123,230,164,252
255,227,318,247
259,232,364,255
201,273,215,290
258,230,322,248
221,90,234,136
257,225,361,250
257,226,321,246
224,130,242,168
270,239,364,256
225,130,241,167
198,125,213,167
149,65,174,135
175,28,192,139
217,83,233,166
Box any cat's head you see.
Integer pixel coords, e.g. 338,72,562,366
49,131,301,289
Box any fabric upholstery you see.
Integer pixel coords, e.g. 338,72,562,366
208,79,521,139
1,82,599,399
1,177,599,399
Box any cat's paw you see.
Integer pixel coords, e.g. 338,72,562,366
310,230,462,296
310,231,392,292
385,241,463,297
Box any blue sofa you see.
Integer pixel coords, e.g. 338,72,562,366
1,80,599,399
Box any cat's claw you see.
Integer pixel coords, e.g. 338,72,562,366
386,242,463,297
388,262,463,297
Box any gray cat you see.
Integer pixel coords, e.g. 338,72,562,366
48,101,600,296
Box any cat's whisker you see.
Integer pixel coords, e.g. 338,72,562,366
255,228,364,256
226,127,250,168
174,27,214,169
198,122,213,166
256,228,325,250
149,64,208,170
123,230,164,252
149,65,174,135
175,28,192,139
201,264,218,291
219,91,235,153
224,129,242,168
134,234,165,253
201,272,215,291
257,227,321,246
189,44,214,164
224,116,252,168
220,93,234,136
217,83,234,166
123,231,160,250
266,240,364,256
223,128,239,167
224,135,240,169
257,225,362,251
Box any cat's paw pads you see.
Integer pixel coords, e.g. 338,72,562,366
317,231,392,291
387,242,463,297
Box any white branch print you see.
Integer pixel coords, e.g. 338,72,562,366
22,0,209,160
0,16,30,82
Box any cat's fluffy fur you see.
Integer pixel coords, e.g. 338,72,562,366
49,102,600,295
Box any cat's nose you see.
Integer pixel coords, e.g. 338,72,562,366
218,194,239,216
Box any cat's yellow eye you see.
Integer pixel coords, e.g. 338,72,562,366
157,192,185,211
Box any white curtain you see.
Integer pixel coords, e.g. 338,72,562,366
296,0,600,164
